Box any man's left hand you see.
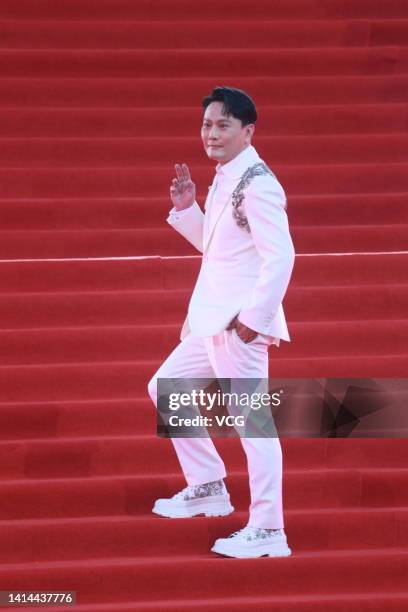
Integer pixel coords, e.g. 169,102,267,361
226,315,258,343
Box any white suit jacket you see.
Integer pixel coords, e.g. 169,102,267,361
167,144,295,345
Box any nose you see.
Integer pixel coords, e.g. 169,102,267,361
208,125,220,141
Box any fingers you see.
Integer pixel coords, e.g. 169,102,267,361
175,164,183,181
170,177,179,194
174,163,191,182
236,330,257,343
182,163,191,181
172,163,192,196
235,320,258,343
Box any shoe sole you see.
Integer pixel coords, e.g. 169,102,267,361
152,497,235,519
211,542,292,558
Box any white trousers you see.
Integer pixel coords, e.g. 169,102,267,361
147,328,284,529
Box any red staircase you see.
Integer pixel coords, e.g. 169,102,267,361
0,0,407,609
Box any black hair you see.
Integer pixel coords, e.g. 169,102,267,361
201,86,257,127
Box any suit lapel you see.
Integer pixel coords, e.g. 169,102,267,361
203,181,216,248
203,190,234,252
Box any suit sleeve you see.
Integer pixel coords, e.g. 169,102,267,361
237,177,295,335
166,200,204,253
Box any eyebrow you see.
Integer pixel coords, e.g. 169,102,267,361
202,118,232,123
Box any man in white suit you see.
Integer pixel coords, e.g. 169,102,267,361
148,86,295,558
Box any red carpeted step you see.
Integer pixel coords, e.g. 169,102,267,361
20,593,408,612
0,433,407,481
0,258,168,293
0,466,406,519
1,0,408,20
1,193,407,230
0,389,407,439
2,19,408,50
1,134,407,166
3,19,406,50
0,283,407,329
0,398,156,439
0,320,406,366
4,355,408,404
2,104,408,139
0,507,406,563
0,290,194,328
0,549,407,602
0,224,406,258
1,48,407,79
1,75,406,108
0,104,406,138
1,163,408,198
0,254,407,294
1,390,407,442
371,19,408,43
0,434,329,478
0,392,406,444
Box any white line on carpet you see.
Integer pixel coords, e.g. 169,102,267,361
1,251,408,263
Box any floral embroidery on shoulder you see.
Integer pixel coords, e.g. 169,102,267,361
231,162,277,233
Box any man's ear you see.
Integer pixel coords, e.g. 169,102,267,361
246,124,255,140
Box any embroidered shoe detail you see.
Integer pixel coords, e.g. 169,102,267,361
227,526,283,541
173,479,226,501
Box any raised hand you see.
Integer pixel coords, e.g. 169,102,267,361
170,163,196,211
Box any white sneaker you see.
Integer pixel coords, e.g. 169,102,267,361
152,479,234,518
211,525,292,558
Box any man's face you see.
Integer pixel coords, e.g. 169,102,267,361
201,101,255,165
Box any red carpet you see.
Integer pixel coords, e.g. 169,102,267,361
0,0,407,609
